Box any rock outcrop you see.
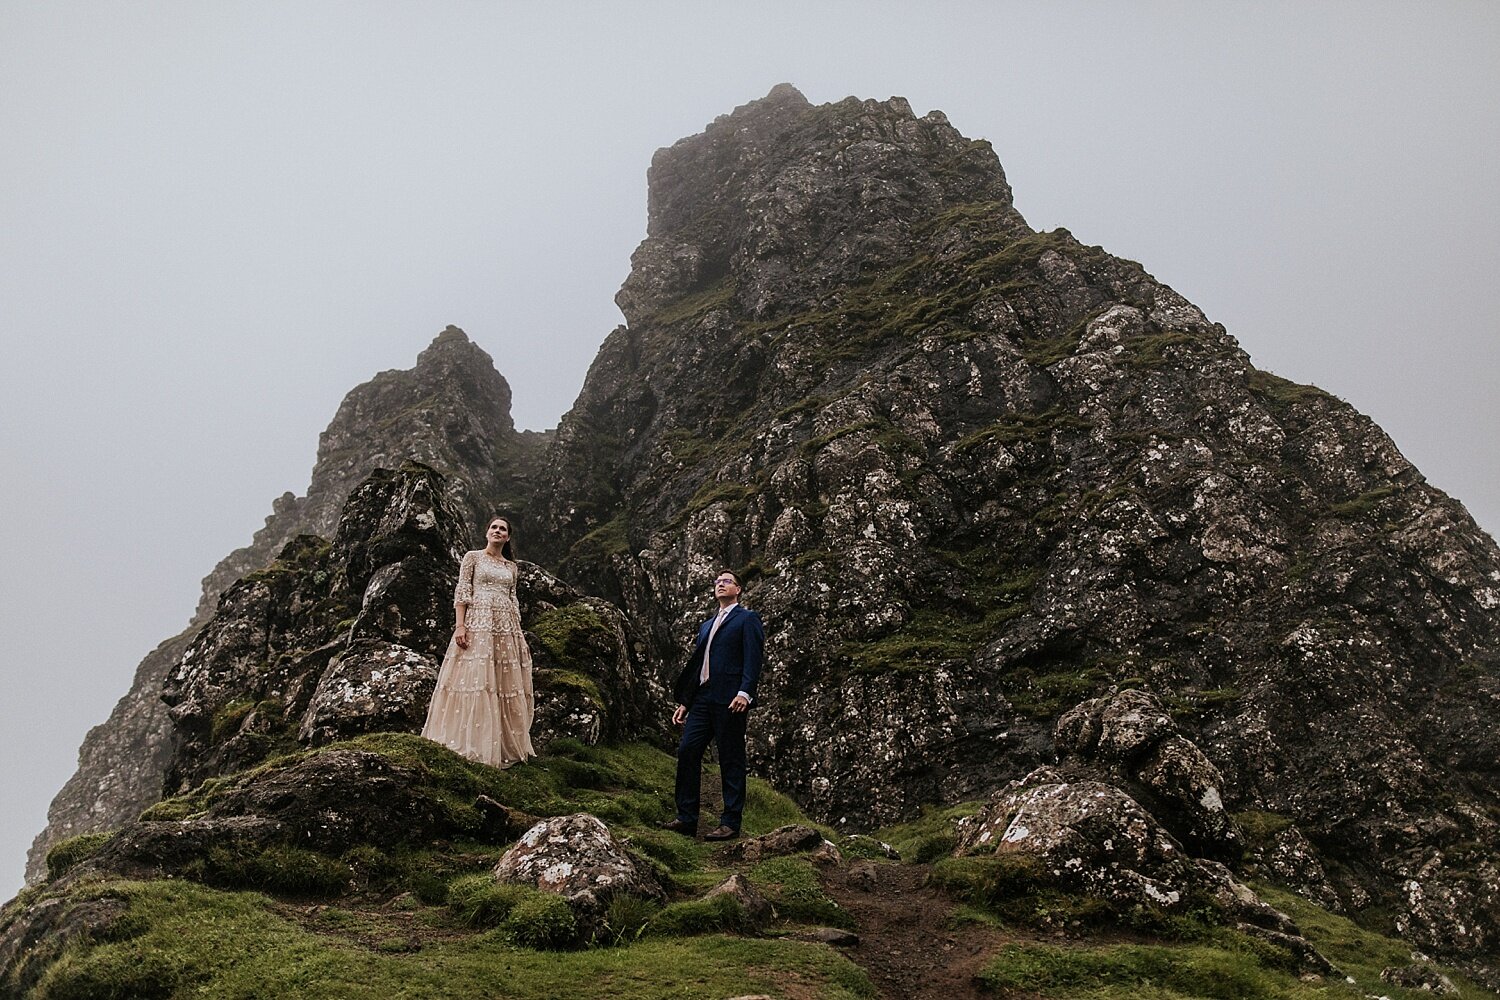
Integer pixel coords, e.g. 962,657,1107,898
160,461,659,793
196,326,546,619
27,329,548,881
22,631,189,884
527,85,1500,963
493,813,664,919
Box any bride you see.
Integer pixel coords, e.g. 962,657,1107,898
421,516,536,768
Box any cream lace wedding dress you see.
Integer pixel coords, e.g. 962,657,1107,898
421,550,535,767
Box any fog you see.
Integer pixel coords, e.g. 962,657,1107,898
3,1,1497,896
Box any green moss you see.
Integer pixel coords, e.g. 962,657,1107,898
954,407,1090,456
743,778,815,835
999,664,1113,719
444,875,533,928
647,276,739,326
22,879,875,1000
566,514,631,566
747,857,853,928
1327,485,1400,519
799,417,923,461
646,895,749,937
181,844,352,897
684,480,755,514
1232,811,1295,849
840,585,1031,676
659,429,716,466
871,802,984,863
1125,330,1200,369
1248,370,1334,413
502,891,579,949
45,832,116,880
936,853,1223,942
1252,884,1494,997
977,938,1322,998
242,534,333,583
1165,687,1243,721
594,895,660,946
209,699,257,744
535,669,606,710
532,603,616,674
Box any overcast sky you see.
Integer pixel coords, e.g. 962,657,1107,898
2,1,1497,897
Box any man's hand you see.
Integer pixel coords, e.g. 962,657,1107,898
672,704,687,726
729,694,749,713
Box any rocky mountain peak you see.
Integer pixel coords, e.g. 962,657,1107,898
26,326,543,883
618,83,1024,324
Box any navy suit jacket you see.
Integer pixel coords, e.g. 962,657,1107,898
673,604,765,708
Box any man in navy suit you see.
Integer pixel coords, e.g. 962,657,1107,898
662,569,765,841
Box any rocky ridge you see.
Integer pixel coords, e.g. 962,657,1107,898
25,328,547,882
529,85,1500,967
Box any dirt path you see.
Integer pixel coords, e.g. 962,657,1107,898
821,861,1008,1000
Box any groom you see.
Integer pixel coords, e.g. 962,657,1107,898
662,569,765,841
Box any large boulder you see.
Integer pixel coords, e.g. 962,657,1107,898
298,641,439,745
955,767,1305,948
494,813,664,918
1055,690,1241,860
78,738,518,886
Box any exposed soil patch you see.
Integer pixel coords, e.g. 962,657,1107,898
821,861,1011,1000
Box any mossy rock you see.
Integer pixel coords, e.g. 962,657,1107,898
531,604,617,672
45,832,116,880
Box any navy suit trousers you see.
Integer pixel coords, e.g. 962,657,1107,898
674,698,748,831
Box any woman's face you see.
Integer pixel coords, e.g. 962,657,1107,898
487,519,510,545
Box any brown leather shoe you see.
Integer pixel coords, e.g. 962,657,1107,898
703,825,739,841
660,818,697,836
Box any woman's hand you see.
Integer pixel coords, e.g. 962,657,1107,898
454,625,470,649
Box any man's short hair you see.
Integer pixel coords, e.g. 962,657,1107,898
715,569,743,586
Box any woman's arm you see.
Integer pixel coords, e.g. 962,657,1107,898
453,552,476,648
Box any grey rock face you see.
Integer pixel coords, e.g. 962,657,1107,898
530,86,1500,961
494,813,664,916
195,326,543,620
159,462,659,794
298,641,440,746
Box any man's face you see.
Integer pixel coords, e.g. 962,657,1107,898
714,573,741,602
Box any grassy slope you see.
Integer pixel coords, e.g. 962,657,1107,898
16,735,1497,1000
12,735,871,1000
862,808,1496,1000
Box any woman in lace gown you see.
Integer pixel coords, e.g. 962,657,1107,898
421,516,535,768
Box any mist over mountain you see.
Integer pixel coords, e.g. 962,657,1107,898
11,86,1499,995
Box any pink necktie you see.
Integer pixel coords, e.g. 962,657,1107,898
700,608,729,685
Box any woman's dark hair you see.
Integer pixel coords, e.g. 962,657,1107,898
487,516,516,562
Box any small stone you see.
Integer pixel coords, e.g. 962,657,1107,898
810,840,843,866
847,860,880,890
795,926,860,946
716,824,823,863
702,873,772,926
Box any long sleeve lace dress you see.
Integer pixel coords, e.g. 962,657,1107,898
421,550,535,768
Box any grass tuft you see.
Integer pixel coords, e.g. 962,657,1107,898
45,832,115,881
